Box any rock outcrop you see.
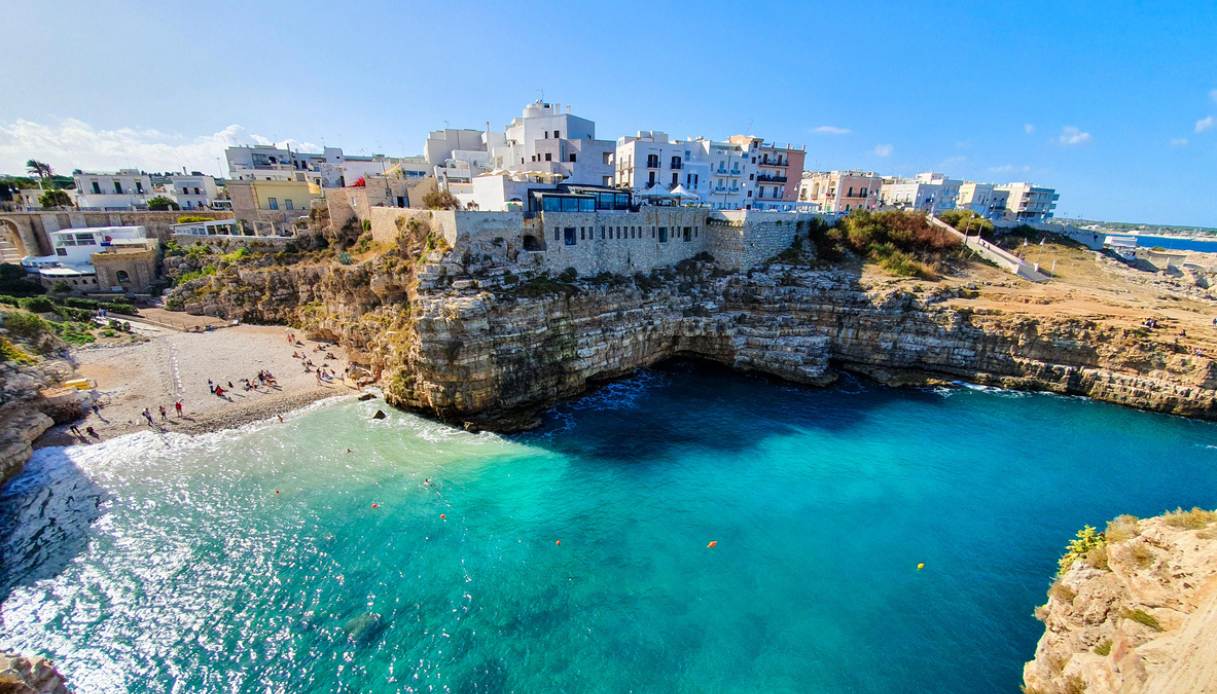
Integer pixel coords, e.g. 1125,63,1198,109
0,359,82,484
0,650,71,693
1023,511,1217,693
166,228,1217,431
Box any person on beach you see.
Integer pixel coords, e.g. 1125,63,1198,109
91,404,101,416
70,424,84,437
175,400,183,416
159,405,167,421
215,385,225,398
208,379,215,394
142,408,154,426
86,426,98,439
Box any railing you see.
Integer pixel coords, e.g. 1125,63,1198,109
756,174,787,183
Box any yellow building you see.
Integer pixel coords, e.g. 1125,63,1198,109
228,180,319,213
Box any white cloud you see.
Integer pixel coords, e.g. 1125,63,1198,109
1023,123,1035,135
1170,137,1190,147
872,144,893,157
1056,126,1092,146
0,117,320,177
812,125,851,135
1196,116,1216,133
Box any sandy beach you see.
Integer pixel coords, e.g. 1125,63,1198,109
38,322,356,447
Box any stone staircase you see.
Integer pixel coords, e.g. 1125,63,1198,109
927,214,1048,282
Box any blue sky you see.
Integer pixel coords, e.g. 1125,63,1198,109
3,0,1215,226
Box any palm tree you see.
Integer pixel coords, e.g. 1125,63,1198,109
25,159,53,188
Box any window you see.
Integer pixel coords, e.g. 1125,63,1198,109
182,187,190,194
136,181,144,193
647,171,656,186
554,130,560,138
569,153,577,163
602,152,612,165
544,153,552,162
670,155,681,169
113,181,124,194
658,227,668,242
671,172,678,187
91,182,101,194
268,197,279,210
116,270,130,283
564,227,576,245
683,226,692,242
194,187,201,195
554,227,561,241
285,199,294,210
646,154,659,168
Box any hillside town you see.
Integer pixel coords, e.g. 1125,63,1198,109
0,99,1061,297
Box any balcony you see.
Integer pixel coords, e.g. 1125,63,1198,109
756,174,787,183
759,159,787,168
715,168,742,176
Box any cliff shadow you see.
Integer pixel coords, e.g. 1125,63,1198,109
514,358,949,465
0,447,106,606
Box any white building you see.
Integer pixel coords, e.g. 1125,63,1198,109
696,138,754,210
21,226,150,290
168,174,219,210
73,170,153,210
488,101,616,186
995,182,1058,221
956,182,1009,218
615,131,712,202
880,172,961,212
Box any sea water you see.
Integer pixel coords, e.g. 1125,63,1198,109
3,361,1217,693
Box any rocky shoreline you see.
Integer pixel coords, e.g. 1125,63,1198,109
170,245,1217,432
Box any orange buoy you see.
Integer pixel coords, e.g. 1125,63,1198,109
371,503,379,509
440,513,446,520
706,540,718,549
555,539,561,546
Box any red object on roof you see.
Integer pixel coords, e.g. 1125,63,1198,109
352,177,366,187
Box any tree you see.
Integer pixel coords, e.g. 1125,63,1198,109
25,159,53,182
38,189,73,209
422,189,461,210
146,195,180,211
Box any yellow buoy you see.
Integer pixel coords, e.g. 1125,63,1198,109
916,562,925,571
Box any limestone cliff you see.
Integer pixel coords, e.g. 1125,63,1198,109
168,229,1217,431
1023,510,1217,693
0,356,82,485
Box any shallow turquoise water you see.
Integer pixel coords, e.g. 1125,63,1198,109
3,362,1217,692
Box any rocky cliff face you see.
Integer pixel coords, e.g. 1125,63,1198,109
1023,511,1217,693
0,650,71,693
168,232,1217,431
0,358,81,485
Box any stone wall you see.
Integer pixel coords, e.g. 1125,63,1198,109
0,210,233,253
93,246,159,293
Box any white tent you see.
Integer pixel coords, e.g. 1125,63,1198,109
669,184,700,200
637,184,675,198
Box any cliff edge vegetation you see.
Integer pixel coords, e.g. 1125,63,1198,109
1024,508,1217,693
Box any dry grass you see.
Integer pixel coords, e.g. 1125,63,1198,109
1105,514,1140,543
1093,640,1112,656
1163,507,1217,530
1084,544,1109,571
1121,608,1163,632
1129,543,1156,569
1064,674,1088,694
1049,580,1077,605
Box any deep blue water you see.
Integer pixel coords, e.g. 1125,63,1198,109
3,362,1217,692
1134,234,1217,252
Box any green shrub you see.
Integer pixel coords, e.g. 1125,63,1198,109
177,215,210,223
146,195,179,211
938,209,994,237
1093,640,1112,656
836,209,961,279
558,267,578,282
3,310,50,340
1058,525,1106,576
0,264,46,297
219,246,250,264
18,296,55,313
51,321,95,345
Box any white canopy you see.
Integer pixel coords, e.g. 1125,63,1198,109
669,184,700,200
637,184,675,198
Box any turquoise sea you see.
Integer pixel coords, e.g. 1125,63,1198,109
3,361,1217,693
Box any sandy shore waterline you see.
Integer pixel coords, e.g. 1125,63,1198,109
37,323,359,447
